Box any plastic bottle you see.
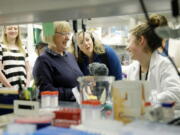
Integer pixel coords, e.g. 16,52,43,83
50,91,59,108
161,102,175,122
81,99,101,125
144,102,152,120
41,91,51,108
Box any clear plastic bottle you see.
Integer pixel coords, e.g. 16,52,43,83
50,91,59,108
41,91,51,108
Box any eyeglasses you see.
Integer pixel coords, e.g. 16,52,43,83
55,32,72,36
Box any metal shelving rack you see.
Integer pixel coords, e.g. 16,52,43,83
0,0,172,25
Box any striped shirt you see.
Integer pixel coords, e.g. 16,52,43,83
0,44,29,89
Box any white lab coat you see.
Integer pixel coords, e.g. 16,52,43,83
126,51,180,105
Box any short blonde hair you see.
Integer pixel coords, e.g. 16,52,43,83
2,25,25,53
43,21,71,48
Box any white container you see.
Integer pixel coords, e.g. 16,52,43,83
50,91,59,108
144,102,152,120
81,100,102,125
112,80,150,119
41,91,51,108
161,102,175,122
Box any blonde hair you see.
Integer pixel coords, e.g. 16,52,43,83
77,31,105,54
2,25,25,53
43,21,71,49
77,31,105,63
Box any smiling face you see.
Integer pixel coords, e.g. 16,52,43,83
127,34,143,61
54,31,71,53
77,32,94,57
5,25,19,42
52,21,72,53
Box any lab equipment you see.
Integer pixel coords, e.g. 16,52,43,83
81,99,102,125
149,102,175,122
41,91,51,108
50,91,59,108
112,80,150,123
41,91,59,108
143,102,152,120
77,76,114,105
53,108,81,128
161,102,175,122
14,100,39,116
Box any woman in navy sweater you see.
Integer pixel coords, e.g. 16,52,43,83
33,21,83,101
77,31,122,80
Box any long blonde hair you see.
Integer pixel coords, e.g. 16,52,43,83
2,25,25,53
77,31,105,54
77,31,105,63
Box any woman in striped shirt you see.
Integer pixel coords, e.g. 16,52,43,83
0,25,31,89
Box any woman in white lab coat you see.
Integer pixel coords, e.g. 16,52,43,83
126,15,180,105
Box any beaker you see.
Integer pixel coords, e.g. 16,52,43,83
77,76,115,105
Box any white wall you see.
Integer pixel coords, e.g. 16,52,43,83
27,24,38,69
169,39,180,68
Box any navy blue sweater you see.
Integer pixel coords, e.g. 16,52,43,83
33,48,83,101
78,45,122,80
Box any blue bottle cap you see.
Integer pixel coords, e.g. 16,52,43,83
161,102,175,108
